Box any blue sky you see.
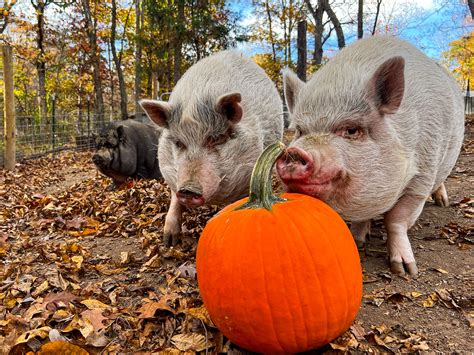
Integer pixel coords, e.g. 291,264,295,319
229,0,473,61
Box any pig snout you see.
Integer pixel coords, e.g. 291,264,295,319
276,147,314,182
176,187,205,208
92,153,108,168
277,147,344,198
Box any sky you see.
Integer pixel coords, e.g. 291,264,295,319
230,0,473,61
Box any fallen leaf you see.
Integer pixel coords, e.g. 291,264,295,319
81,299,110,310
15,326,51,345
138,299,175,318
186,306,215,327
171,333,212,352
422,292,439,308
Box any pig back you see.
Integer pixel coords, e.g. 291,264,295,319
168,50,284,147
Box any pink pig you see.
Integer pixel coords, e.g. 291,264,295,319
277,36,464,276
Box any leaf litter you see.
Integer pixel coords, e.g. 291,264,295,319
1,118,473,355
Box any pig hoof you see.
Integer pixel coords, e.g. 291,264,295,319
390,261,406,275
432,184,449,207
163,233,179,247
355,239,366,251
405,262,418,276
390,261,418,276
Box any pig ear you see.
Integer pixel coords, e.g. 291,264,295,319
139,99,172,128
368,56,405,115
283,69,304,114
216,93,243,124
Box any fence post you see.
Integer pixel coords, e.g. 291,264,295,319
2,44,16,170
86,95,91,137
51,93,56,155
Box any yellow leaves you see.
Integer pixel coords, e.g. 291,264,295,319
141,254,161,270
422,292,439,308
67,217,100,237
186,306,214,328
81,299,110,310
63,314,94,339
15,326,51,345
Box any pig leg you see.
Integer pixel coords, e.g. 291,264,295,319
350,221,371,250
384,194,426,276
163,192,182,247
431,183,449,207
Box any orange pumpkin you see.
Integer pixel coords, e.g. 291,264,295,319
196,142,362,353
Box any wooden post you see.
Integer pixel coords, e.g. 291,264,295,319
296,20,307,82
2,44,16,170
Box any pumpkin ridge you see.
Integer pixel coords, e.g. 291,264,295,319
301,203,354,341
233,212,262,349
216,215,237,337
258,213,288,352
274,209,311,351
317,206,356,335
267,213,301,352
284,202,331,346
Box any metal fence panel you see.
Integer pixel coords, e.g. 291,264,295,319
0,113,122,166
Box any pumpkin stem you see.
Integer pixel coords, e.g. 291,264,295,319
236,142,287,211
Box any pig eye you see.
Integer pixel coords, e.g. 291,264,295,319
341,127,363,140
175,140,186,150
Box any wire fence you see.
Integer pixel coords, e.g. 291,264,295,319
0,112,131,166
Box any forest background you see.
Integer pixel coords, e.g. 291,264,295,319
0,0,472,126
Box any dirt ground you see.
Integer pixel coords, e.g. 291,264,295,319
0,116,472,354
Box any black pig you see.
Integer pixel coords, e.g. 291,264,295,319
92,119,162,188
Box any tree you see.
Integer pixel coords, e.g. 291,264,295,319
468,0,474,19
296,20,307,81
111,0,128,120
81,0,105,123
357,0,363,39
30,0,49,124
371,0,382,36
444,31,474,89
305,0,324,65
0,1,17,34
134,0,143,112
323,0,345,49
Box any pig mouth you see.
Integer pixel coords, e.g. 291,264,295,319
284,171,346,200
286,180,335,200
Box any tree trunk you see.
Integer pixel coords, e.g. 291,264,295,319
296,20,307,81
265,0,277,62
174,0,185,84
306,0,324,65
372,0,382,35
324,0,345,49
357,0,363,39
111,0,128,120
152,66,160,99
134,0,142,113
33,0,48,124
287,0,293,66
2,45,16,170
468,0,474,19
81,0,105,125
